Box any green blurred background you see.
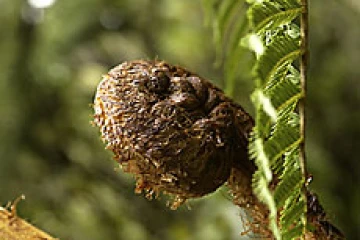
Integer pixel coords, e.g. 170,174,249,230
0,0,359,239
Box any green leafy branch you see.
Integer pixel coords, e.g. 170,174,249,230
203,0,310,238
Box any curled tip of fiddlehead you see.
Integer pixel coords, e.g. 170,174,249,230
93,60,254,208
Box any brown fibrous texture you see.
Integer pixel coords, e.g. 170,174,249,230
93,60,255,208
93,60,345,239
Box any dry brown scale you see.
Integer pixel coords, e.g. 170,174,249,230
93,60,345,239
93,59,255,208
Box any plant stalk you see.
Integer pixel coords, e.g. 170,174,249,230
299,0,309,237
299,1,346,239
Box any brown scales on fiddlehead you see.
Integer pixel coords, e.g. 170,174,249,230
92,60,345,238
93,60,255,209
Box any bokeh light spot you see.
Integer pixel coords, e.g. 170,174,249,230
28,0,56,9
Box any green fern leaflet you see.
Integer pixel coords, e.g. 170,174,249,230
202,0,306,239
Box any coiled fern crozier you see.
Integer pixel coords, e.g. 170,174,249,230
92,0,345,239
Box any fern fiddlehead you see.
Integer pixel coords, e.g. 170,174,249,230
91,0,345,238
92,58,344,239
93,60,255,209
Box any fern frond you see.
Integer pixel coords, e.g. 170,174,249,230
202,0,248,97
203,0,309,238
265,77,301,111
274,167,302,207
265,123,300,163
280,196,305,229
281,223,304,240
223,16,249,96
247,0,306,239
248,0,302,33
250,135,282,239
255,36,300,84
213,0,242,62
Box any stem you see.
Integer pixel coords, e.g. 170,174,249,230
299,3,346,239
299,0,309,237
